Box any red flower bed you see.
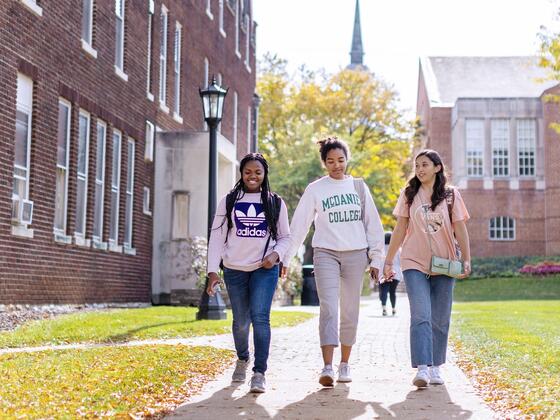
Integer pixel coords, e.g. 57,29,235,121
519,261,560,275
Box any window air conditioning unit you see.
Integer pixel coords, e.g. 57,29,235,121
11,197,33,225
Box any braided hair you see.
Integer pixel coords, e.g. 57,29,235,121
227,153,279,240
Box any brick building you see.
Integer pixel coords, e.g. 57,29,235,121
0,0,257,304
417,56,560,257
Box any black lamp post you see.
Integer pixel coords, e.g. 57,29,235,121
197,75,228,320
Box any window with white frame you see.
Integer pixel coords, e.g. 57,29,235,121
233,91,238,145
75,111,91,237
82,0,94,46
491,119,509,177
244,14,250,68
12,73,34,226
466,119,484,177
145,120,155,161
143,187,151,215
172,192,189,239
115,0,125,72
159,5,168,106
20,0,43,16
92,120,107,241
173,22,182,117
109,130,122,245
235,0,240,56
54,99,71,233
219,0,225,34
518,119,536,176
489,217,515,241
124,138,135,248
146,0,155,98
247,105,251,151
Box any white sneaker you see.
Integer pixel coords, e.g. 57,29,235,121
429,366,445,385
249,372,266,393
319,366,335,387
413,368,430,388
231,359,249,382
337,363,352,382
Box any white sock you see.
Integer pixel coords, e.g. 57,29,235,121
324,364,332,370
418,365,428,371
339,362,348,367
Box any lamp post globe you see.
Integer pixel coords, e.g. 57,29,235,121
197,76,228,320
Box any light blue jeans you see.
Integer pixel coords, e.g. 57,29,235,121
403,269,455,368
223,265,279,374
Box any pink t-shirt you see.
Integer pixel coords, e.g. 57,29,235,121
393,188,470,274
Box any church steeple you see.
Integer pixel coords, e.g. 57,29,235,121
349,0,365,69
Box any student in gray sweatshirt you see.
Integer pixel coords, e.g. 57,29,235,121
283,137,385,387
207,153,290,394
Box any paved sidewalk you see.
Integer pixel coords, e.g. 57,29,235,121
168,295,495,419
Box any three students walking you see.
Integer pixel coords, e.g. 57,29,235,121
206,143,471,393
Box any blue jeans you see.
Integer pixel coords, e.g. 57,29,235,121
403,269,455,368
223,265,279,374
379,279,399,308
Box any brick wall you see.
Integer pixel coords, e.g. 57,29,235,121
0,0,256,303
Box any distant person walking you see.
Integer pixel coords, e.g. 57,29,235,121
378,231,402,316
206,153,290,393
283,137,385,387
383,149,471,388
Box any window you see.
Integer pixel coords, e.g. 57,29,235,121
115,0,126,72
491,119,509,177
219,0,225,35
173,22,182,118
124,138,135,248
109,130,122,246
235,0,240,56
92,120,107,242
518,119,536,176
233,91,238,145
145,120,155,161
146,0,155,99
172,192,189,239
12,73,34,227
54,99,71,234
143,187,151,215
466,119,484,177
244,14,250,69
20,0,43,16
75,111,91,238
159,5,168,106
82,0,94,46
489,217,515,241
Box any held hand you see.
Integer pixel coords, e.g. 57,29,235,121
281,265,288,278
206,272,221,296
369,267,379,282
383,263,395,281
262,251,279,269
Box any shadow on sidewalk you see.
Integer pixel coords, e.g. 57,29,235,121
371,386,473,419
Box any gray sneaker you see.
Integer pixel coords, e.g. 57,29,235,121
249,372,266,393
232,359,249,382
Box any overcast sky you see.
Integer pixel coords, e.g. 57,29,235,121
253,0,559,116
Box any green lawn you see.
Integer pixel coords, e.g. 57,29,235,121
0,345,234,418
452,276,560,418
0,307,315,348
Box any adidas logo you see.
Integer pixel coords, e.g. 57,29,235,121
235,204,265,227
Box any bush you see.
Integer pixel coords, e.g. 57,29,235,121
519,261,560,275
471,255,560,278
279,258,303,297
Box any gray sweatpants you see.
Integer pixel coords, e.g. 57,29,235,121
312,247,368,347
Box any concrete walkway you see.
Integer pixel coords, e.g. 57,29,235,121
168,295,495,419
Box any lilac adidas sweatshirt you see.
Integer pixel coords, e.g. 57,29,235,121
207,192,291,274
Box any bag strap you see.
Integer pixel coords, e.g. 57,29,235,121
353,178,366,225
418,192,436,258
446,188,454,224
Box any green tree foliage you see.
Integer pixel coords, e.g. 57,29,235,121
257,54,413,227
539,17,560,133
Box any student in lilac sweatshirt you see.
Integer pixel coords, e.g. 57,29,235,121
206,153,290,394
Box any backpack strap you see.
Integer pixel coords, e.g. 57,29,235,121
353,178,366,222
261,193,283,261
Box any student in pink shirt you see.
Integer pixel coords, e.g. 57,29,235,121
383,149,471,388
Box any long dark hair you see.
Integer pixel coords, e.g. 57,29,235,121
229,153,278,240
404,149,449,211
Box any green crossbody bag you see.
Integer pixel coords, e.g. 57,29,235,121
420,193,464,278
